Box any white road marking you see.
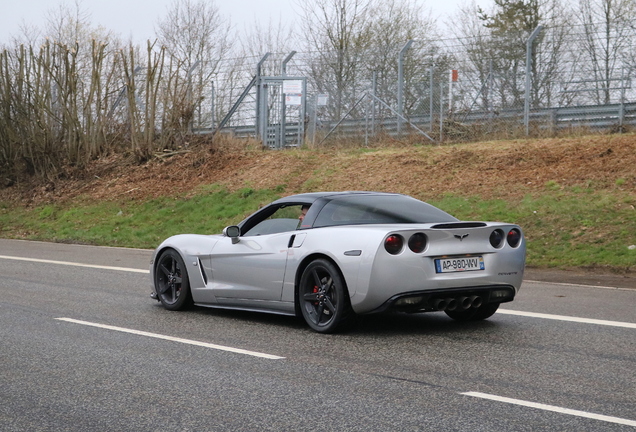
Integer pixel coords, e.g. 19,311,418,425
524,279,632,291
56,318,285,360
0,255,149,273
461,392,636,427
499,309,636,329
4,254,633,330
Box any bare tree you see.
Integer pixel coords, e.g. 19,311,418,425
531,3,576,108
156,0,232,70
241,18,297,63
576,0,636,104
156,0,234,131
44,1,118,49
366,0,443,116
478,0,543,108
297,0,374,120
448,2,496,112
450,0,571,111
1,22,42,49
0,0,130,180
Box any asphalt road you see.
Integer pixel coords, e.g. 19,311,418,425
1,239,634,431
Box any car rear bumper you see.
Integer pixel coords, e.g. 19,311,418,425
362,285,516,314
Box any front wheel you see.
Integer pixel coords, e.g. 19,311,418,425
445,302,500,322
299,259,354,333
154,249,192,311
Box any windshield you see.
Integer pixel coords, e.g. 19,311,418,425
313,195,457,228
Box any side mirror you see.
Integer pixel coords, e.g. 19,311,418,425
223,226,240,244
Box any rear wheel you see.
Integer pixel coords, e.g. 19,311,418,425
299,259,354,333
154,249,192,311
445,302,500,322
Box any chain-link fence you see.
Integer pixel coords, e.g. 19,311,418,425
200,23,636,147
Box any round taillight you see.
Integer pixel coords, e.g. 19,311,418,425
384,234,404,255
408,233,427,253
507,228,522,248
489,229,505,248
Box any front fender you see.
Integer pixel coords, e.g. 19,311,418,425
150,234,221,291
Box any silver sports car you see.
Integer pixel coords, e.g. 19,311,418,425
150,191,526,333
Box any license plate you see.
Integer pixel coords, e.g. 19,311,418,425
435,256,485,273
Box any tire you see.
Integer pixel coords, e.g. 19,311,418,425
154,249,192,311
445,302,500,322
299,259,354,333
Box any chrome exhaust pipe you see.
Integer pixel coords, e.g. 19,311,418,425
458,296,472,310
469,295,483,309
432,298,448,311
445,298,458,311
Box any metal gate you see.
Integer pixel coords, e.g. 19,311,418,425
256,77,307,148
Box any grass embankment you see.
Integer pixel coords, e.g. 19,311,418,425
0,135,634,272
0,186,279,250
1,184,634,271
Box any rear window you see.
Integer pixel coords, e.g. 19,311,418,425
313,195,457,228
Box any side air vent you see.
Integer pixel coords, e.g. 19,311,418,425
431,222,487,229
199,259,208,284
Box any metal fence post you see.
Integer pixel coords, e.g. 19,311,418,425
488,59,493,121
429,66,434,133
280,51,297,149
371,70,377,135
524,25,543,136
259,82,269,145
397,39,414,137
255,53,270,143
439,81,444,142
299,78,307,147
210,80,215,130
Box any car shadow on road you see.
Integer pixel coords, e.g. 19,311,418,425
349,312,503,336
149,301,511,336
188,305,306,329
188,304,508,336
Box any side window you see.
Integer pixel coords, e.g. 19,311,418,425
313,201,373,227
243,205,305,236
313,196,457,227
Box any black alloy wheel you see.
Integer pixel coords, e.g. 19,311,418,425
155,249,192,311
299,259,354,333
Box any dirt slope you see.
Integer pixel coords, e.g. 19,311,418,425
3,134,635,206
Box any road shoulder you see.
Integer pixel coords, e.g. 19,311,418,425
524,267,635,289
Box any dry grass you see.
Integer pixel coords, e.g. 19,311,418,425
1,133,634,208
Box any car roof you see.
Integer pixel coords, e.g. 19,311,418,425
271,191,401,205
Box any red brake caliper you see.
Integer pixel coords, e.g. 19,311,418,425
313,286,319,305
